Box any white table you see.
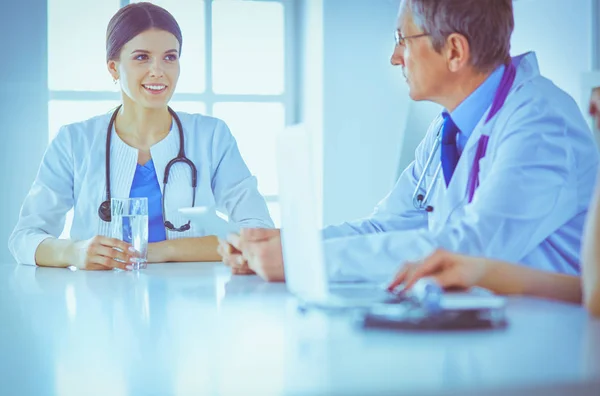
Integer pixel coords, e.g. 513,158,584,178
1,262,599,396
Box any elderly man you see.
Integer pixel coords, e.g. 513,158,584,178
219,0,599,283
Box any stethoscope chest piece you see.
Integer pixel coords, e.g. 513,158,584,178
98,200,112,222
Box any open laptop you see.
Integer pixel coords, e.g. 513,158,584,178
276,124,407,309
276,124,507,312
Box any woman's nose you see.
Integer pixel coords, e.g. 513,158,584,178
149,60,164,77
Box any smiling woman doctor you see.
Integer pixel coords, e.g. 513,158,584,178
8,2,274,270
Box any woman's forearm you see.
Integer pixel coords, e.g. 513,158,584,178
583,233,600,316
582,179,600,317
148,236,220,262
35,238,77,268
478,260,582,304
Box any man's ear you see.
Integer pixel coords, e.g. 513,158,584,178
445,33,470,73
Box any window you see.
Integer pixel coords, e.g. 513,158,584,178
48,0,294,236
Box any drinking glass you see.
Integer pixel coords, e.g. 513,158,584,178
111,197,149,270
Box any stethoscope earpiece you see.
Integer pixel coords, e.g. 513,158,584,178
98,200,112,223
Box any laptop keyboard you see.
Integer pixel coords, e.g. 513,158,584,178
330,286,405,304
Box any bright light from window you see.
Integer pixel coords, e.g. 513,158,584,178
212,1,285,94
48,101,120,142
267,202,281,228
169,101,207,115
48,0,120,91
213,102,285,196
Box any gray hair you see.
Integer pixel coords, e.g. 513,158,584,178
406,0,514,72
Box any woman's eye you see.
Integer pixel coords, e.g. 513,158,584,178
135,54,149,61
165,54,178,61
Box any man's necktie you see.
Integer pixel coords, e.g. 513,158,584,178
440,113,460,187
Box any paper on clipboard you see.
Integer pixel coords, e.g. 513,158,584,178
178,206,240,239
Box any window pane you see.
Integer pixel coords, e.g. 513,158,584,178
213,102,285,196
169,101,207,115
212,1,285,94
48,0,120,91
267,201,281,228
48,100,120,141
132,0,206,93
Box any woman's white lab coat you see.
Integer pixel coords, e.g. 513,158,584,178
322,52,599,282
9,111,274,265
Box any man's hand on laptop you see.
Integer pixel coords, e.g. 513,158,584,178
217,237,255,275
227,228,286,282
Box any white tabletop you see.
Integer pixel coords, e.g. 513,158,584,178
1,262,599,396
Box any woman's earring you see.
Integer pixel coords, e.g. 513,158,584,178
113,78,119,84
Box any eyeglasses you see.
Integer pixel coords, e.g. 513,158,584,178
394,30,430,47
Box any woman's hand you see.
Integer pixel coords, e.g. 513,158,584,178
68,236,137,270
387,249,489,292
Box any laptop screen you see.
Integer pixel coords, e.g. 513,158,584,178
276,124,329,300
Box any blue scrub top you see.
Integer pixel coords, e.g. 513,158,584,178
129,159,167,243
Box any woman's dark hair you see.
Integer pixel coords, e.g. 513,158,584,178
106,2,183,62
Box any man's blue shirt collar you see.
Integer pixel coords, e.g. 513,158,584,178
443,64,505,151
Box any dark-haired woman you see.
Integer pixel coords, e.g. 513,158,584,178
9,2,273,270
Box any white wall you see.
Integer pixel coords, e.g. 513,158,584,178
594,0,600,69
0,0,48,263
317,0,409,227
511,0,593,112
297,0,325,226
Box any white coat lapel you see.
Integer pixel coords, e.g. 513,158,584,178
148,120,178,197
428,52,539,229
436,53,537,227
110,128,138,202
150,117,195,239
96,125,137,237
435,115,491,227
88,118,118,237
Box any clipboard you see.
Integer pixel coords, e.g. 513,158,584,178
357,281,509,331
359,304,508,331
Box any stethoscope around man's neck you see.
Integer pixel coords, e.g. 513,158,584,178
97,105,198,232
412,61,517,213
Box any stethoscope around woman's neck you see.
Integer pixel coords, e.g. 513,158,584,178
97,105,198,232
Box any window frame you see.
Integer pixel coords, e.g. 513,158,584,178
48,0,296,209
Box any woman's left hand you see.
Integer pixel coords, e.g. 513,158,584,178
387,249,489,292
